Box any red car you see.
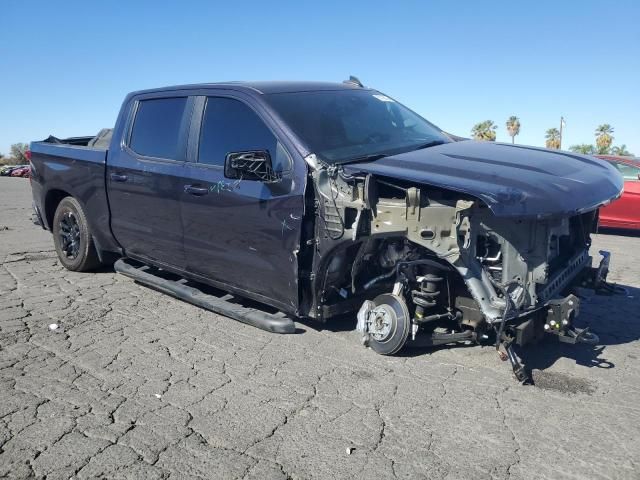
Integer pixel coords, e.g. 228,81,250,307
10,165,30,178
596,155,640,230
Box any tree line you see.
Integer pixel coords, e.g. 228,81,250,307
470,119,633,156
0,143,30,166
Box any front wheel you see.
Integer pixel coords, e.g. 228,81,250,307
52,197,101,272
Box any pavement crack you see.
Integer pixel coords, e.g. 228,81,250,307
243,366,337,456
372,404,386,453
495,387,521,478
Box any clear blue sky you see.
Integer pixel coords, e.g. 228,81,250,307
1,0,639,155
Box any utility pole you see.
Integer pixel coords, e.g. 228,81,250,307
559,116,565,149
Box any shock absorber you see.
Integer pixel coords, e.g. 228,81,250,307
410,270,444,340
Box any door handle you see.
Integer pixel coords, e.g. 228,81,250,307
110,173,128,182
184,185,209,196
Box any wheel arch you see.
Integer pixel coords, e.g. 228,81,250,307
44,188,73,231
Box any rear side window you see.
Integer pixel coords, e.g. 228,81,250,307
129,97,188,160
199,97,287,169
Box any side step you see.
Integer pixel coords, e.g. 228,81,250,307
114,258,296,334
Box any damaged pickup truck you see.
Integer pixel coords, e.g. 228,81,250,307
30,78,624,381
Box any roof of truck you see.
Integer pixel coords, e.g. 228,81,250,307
130,81,369,96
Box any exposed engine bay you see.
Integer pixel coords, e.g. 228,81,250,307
299,155,616,381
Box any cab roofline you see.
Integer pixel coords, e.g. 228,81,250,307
127,81,370,97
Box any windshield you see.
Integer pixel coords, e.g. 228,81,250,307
264,89,449,164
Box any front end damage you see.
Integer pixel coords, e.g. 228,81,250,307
300,154,623,381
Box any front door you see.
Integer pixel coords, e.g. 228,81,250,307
107,95,192,268
180,95,305,313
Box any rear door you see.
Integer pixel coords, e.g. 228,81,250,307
179,94,305,313
107,95,193,267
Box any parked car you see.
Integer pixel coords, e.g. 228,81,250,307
10,165,30,178
29,80,623,381
0,165,21,176
596,155,640,230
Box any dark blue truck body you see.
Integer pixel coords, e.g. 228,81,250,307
29,80,623,336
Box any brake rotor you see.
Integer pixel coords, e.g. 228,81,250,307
366,293,411,355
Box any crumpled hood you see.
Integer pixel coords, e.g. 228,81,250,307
342,141,624,217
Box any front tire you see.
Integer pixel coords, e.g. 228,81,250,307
52,197,101,271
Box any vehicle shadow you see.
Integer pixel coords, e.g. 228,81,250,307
520,284,640,374
597,227,640,238
105,259,638,365
318,313,358,333
321,285,640,373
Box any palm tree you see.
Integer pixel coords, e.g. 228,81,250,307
505,116,521,144
595,124,614,154
471,120,497,141
569,144,595,155
545,128,561,149
611,144,633,156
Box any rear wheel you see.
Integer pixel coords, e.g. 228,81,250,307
52,197,101,271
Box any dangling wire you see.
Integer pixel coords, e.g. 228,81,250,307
486,272,524,349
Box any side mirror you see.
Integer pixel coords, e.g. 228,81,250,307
224,150,281,183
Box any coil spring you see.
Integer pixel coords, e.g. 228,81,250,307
411,274,443,308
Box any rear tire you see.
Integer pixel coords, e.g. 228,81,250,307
52,197,101,272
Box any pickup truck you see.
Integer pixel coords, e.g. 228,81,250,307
30,79,624,381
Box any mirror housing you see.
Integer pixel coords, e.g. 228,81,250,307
224,150,281,183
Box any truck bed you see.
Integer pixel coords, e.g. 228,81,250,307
30,141,108,164
31,128,113,158
29,129,113,183
29,131,118,259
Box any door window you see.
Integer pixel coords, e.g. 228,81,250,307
198,97,291,172
613,162,640,181
129,97,189,160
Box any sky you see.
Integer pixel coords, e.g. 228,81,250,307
1,0,639,156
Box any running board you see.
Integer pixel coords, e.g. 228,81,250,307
114,258,296,334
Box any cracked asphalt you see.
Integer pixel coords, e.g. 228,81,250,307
1,176,639,479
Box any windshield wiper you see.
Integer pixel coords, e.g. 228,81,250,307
338,140,446,165
411,140,446,151
339,153,389,165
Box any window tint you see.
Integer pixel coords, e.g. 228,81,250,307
613,162,640,181
199,97,286,169
129,97,188,160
